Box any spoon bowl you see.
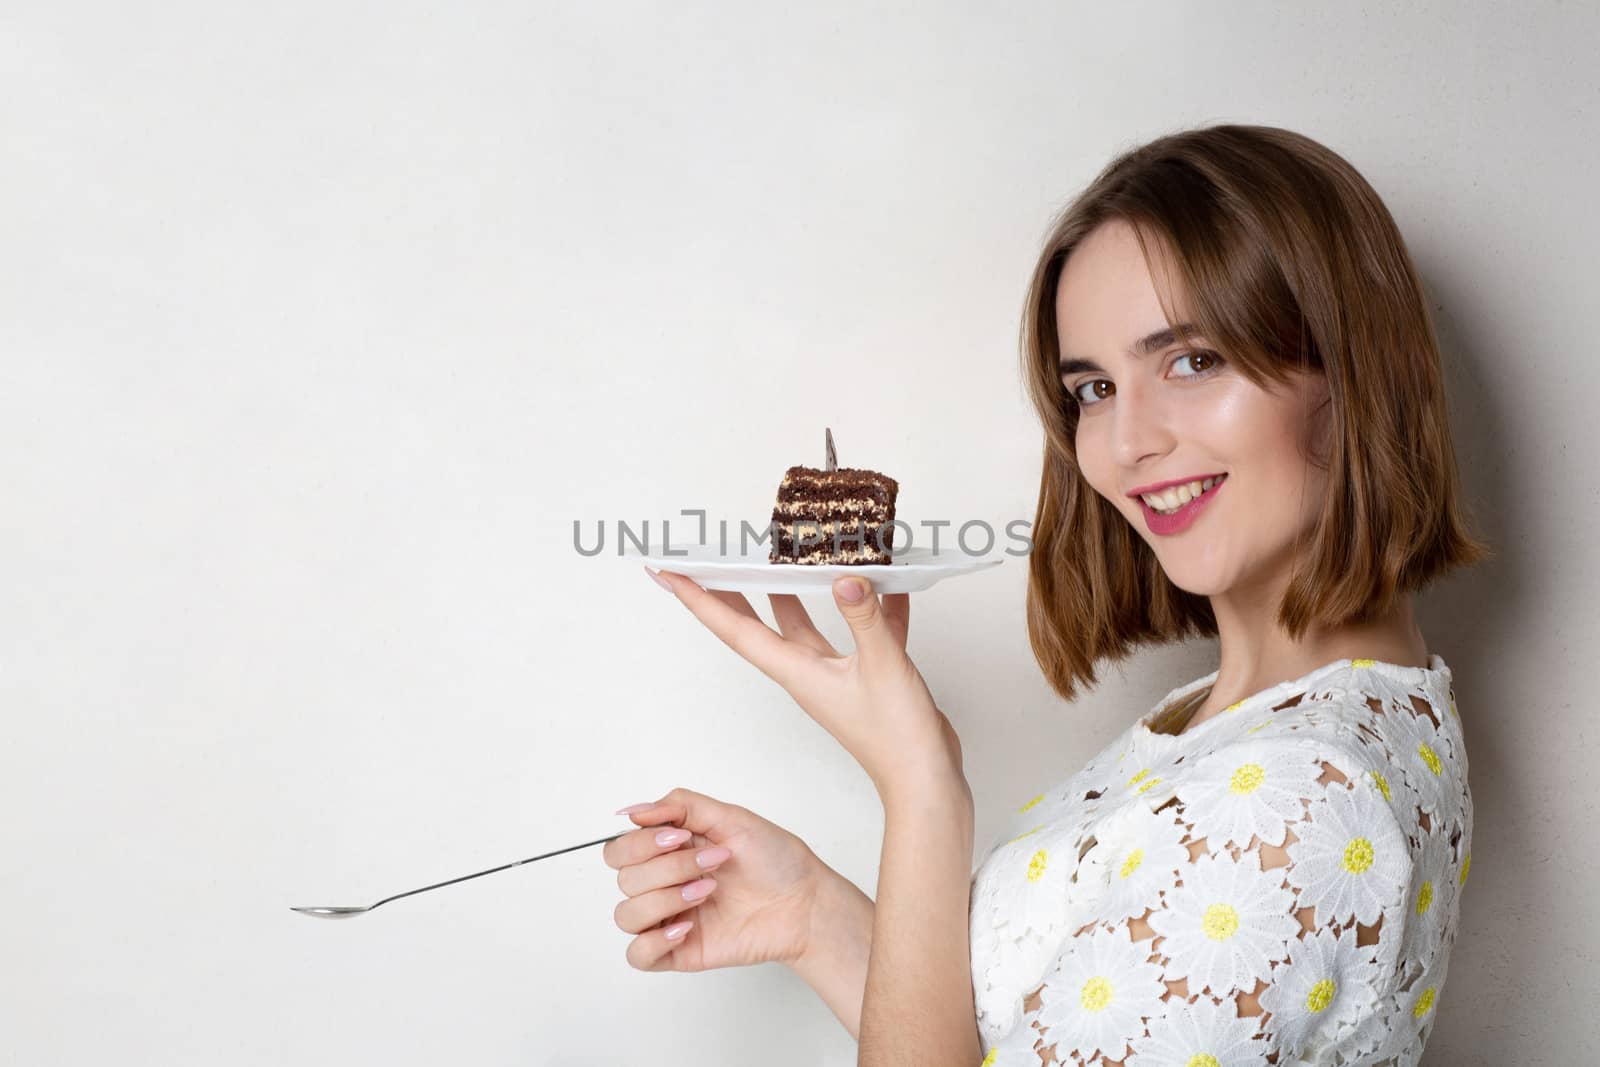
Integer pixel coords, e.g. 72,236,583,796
291,906,373,919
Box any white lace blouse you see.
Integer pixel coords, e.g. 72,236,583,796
968,656,1471,1066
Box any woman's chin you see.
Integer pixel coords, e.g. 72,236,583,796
1157,565,1229,598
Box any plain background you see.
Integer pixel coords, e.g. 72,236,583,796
3,2,1594,1063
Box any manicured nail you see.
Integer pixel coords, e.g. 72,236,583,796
655,828,690,847
664,920,693,941
643,565,673,592
615,803,657,815
696,847,731,869
681,878,717,901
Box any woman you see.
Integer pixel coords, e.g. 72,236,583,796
606,124,1488,1066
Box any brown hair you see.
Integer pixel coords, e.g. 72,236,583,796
1019,123,1491,702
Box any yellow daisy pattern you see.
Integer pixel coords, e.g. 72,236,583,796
969,654,1470,1065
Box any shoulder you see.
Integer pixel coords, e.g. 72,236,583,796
1168,702,1392,812
1289,666,1470,826
1211,662,1467,807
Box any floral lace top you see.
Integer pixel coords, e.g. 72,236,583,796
968,656,1470,1067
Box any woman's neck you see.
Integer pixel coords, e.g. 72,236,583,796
1182,591,1428,734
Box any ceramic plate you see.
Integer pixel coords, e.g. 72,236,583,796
629,543,1004,594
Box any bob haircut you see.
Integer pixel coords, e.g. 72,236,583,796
1019,123,1491,703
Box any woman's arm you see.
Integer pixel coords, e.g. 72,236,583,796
646,573,981,1058
784,867,876,1040
858,770,983,1066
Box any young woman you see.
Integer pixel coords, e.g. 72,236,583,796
608,124,1488,1066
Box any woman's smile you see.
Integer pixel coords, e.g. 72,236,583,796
1136,472,1228,535
1127,472,1228,511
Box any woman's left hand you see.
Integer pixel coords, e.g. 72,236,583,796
644,566,967,803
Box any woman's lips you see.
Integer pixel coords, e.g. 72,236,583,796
1138,474,1227,536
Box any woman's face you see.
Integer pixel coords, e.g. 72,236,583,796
1055,219,1331,600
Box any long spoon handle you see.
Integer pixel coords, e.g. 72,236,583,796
372,831,629,910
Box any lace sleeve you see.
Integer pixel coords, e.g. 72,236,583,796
1003,736,1416,1066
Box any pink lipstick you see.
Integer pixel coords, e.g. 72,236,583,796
1137,474,1227,536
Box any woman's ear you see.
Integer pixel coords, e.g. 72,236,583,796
1303,372,1335,470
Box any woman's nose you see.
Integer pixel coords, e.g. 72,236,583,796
1109,383,1175,467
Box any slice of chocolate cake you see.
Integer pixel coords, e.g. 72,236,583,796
768,464,899,565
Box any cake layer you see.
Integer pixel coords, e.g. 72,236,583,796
771,499,894,521
773,543,892,565
771,537,893,565
774,465,898,506
770,519,895,556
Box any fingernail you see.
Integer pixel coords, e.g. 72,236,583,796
615,803,656,815
696,846,731,869
681,878,717,901
643,565,673,592
838,578,864,602
664,920,693,941
656,828,690,847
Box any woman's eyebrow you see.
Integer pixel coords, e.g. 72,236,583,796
1058,322,1200,376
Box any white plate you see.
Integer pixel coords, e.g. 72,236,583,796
629,543,1005,594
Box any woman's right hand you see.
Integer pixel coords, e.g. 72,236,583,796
602,786,835,973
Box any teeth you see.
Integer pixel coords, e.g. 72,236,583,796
1141,475,1223,514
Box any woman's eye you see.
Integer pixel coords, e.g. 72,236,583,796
1065,350,1223,409
1069,379,1114,407
1171,349,1223,377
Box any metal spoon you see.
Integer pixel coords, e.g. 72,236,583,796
291,830,629,918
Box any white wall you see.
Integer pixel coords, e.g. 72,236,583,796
3,2,1593,1063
